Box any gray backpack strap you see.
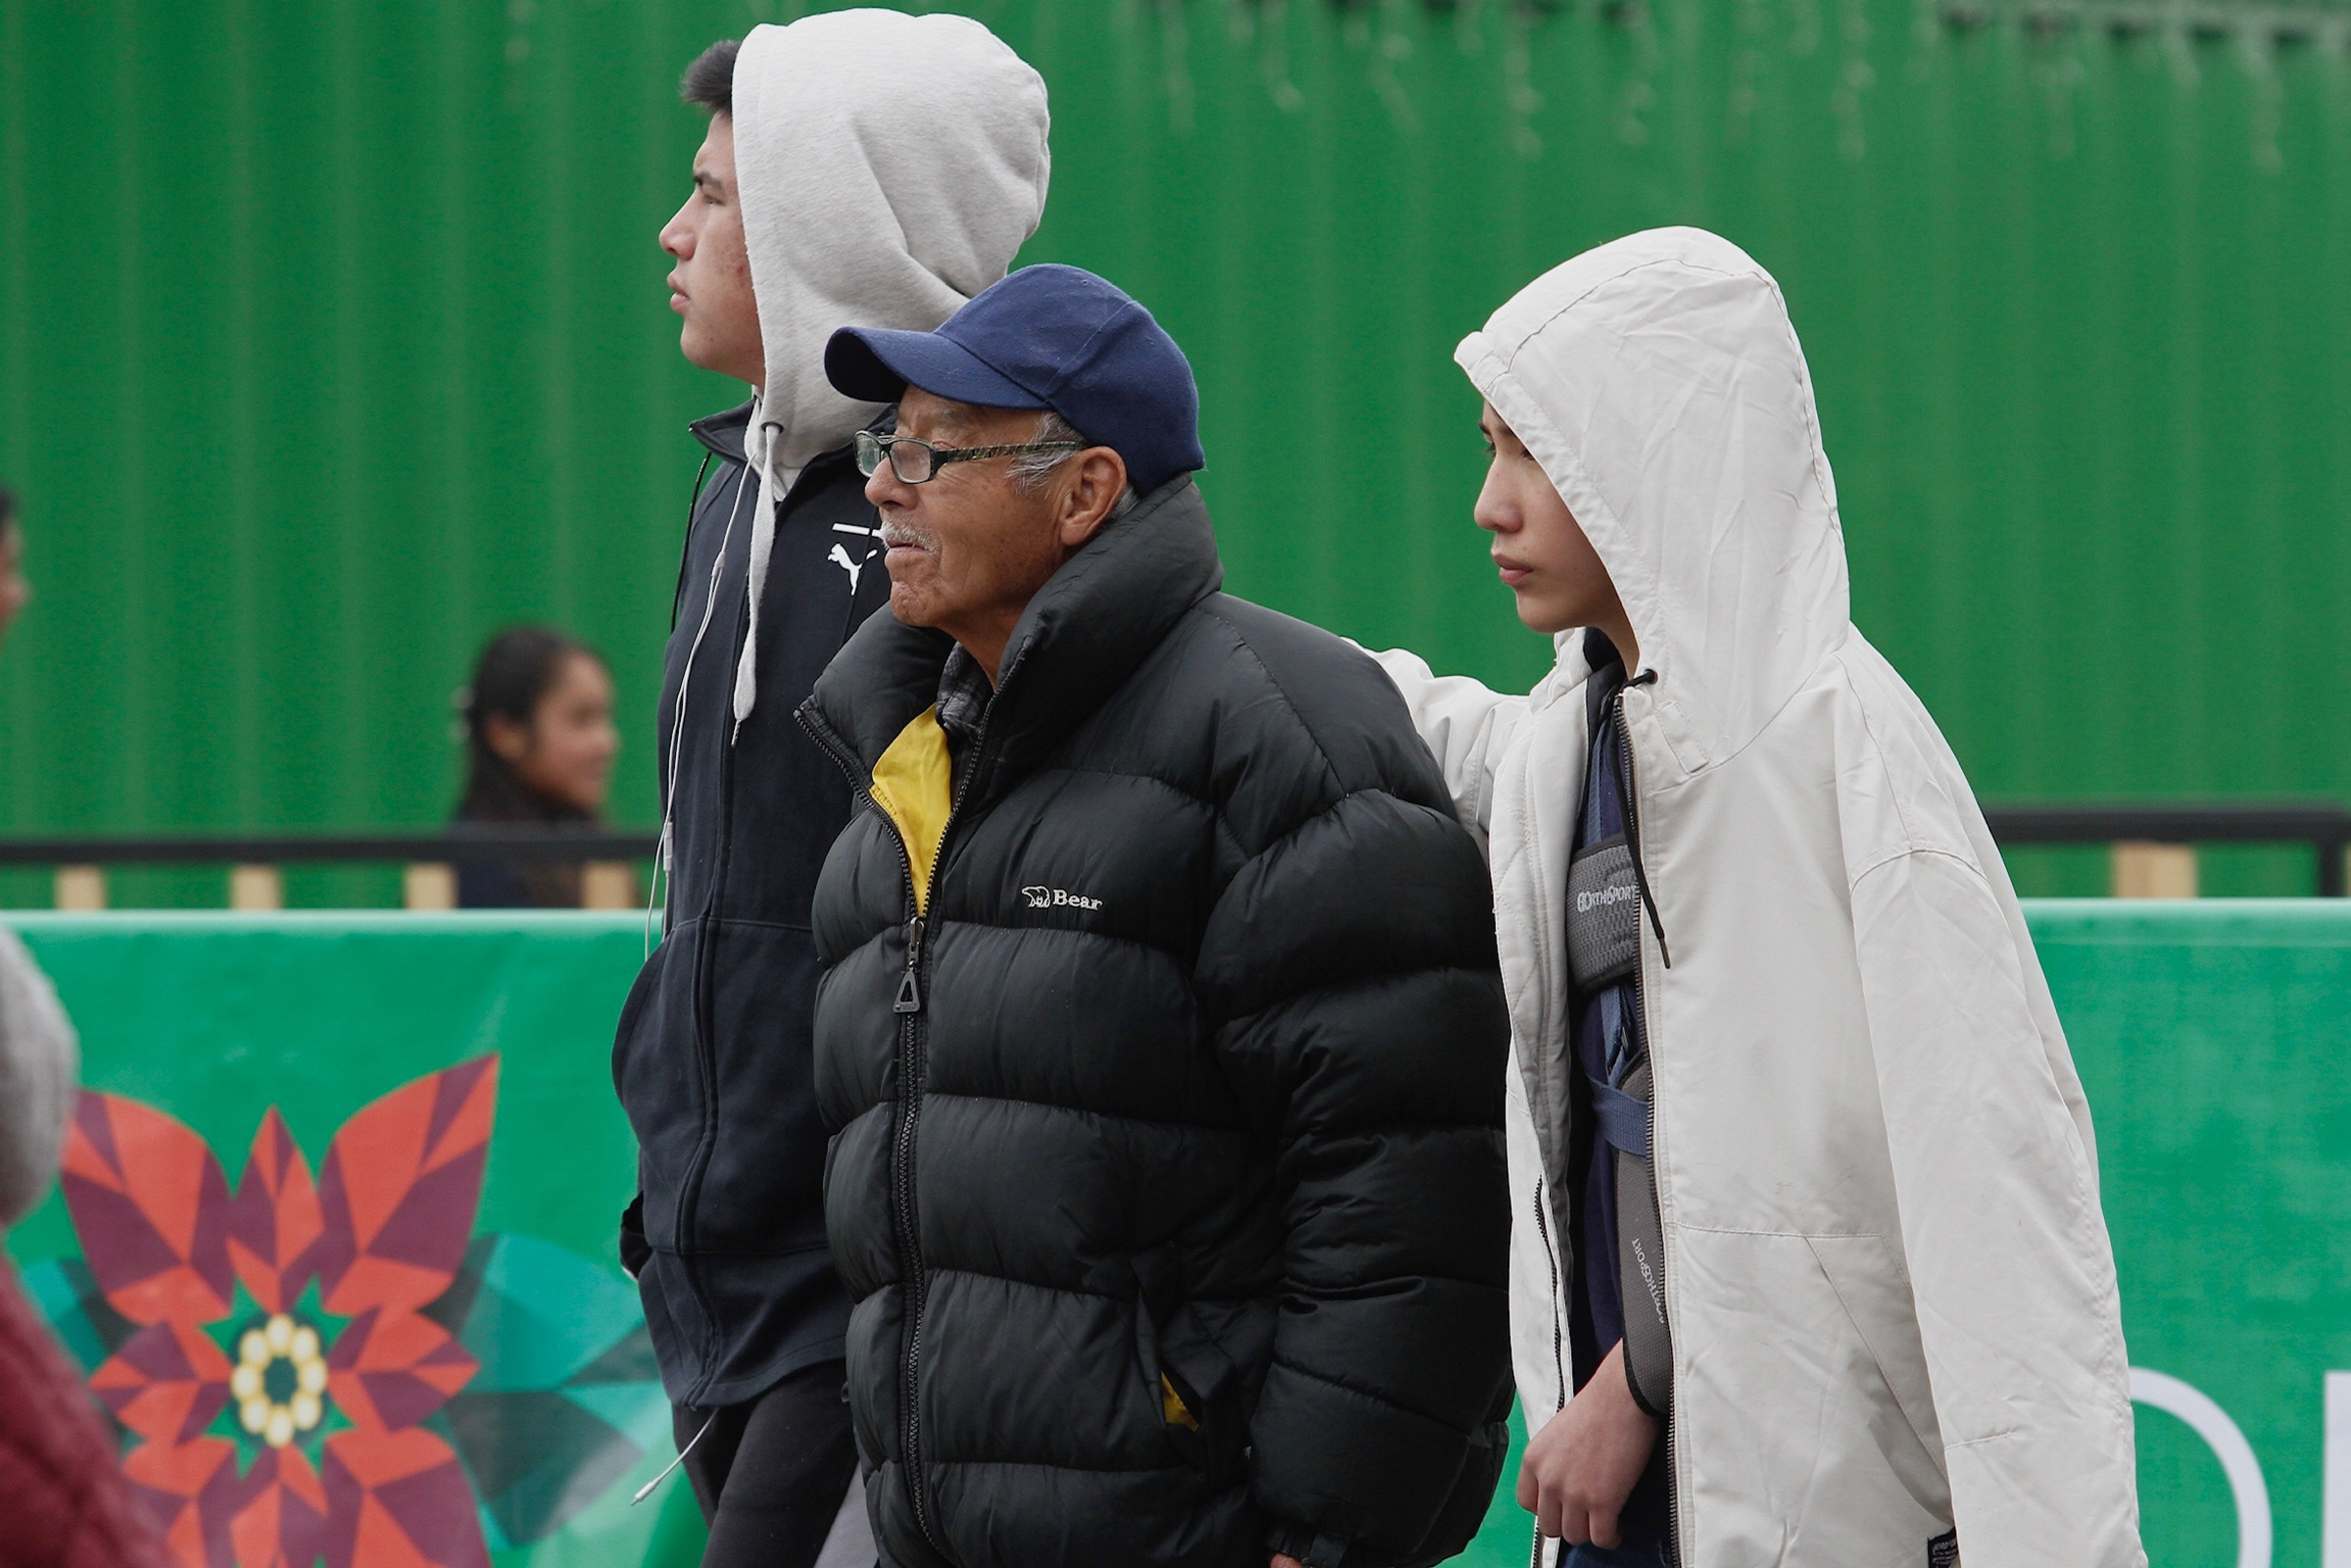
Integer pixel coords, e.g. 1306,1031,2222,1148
1566,835,1642,992
1613,1061,1672,1418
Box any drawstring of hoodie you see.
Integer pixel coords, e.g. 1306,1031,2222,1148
632,1408,718,1504
729,406,799,739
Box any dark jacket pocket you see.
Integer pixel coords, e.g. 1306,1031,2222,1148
610,922,704,1251
695,919,830,1255
1135,1250,1254,1486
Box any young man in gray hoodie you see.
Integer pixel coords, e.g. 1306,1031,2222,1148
615,18,1049,1566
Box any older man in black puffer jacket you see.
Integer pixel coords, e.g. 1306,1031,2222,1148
798,264,1513,1568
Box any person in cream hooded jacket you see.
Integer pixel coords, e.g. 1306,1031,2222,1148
1374,228,2143,1567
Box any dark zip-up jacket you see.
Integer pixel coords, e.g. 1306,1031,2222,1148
611,401,894,1405
797,478,1514,1568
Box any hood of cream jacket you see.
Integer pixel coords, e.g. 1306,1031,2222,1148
1376,227,2142,1567
726,9,1049,727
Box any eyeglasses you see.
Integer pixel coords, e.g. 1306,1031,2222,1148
854,429,1084,485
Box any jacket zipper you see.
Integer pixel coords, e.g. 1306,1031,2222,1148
1529,1176,1567,1568
803,689,998,1560
890,898,934,1551
1613,681,1670,971
664,447,869,1402
674,468,758,1403
1614,679,1682,1568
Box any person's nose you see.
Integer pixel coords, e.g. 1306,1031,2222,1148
1472,467,1516,536
865,467,912,511
659,206,693,260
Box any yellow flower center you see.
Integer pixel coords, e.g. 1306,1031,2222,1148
228,1312,328,1449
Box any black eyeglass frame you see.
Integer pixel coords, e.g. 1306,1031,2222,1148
853,429,1085,485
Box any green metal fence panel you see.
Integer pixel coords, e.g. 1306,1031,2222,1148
3,0,2348,903
6,900,2351,1564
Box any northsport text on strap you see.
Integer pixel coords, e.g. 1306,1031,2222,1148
1566,833,1642,992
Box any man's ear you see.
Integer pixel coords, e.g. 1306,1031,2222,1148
1057,449,1128,548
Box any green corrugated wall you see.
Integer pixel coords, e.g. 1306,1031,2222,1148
2,0,2348,903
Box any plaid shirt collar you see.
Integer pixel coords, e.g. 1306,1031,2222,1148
935,644,994,756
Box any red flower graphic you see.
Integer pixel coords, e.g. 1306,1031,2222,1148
62,1059,500,1568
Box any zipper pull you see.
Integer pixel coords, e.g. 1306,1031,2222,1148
894,917,926,1015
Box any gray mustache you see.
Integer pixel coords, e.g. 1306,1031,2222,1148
879,516,935,551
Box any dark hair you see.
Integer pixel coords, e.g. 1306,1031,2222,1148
455,626,602,826
681,39,741,117
0,488,17,542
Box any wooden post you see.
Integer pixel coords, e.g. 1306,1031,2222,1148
229,865,284,911
404,863,457,911
581,861,635,911
2111,841,2197,899
54,865,106,911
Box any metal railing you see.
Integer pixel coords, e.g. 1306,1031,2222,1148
0,829,661,912
0,805,2345,907
1980,803,2351,897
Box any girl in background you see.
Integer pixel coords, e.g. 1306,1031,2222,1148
0,488,32,646
450,626,619,908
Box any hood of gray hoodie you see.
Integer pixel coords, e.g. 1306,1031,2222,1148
728,8,1050,728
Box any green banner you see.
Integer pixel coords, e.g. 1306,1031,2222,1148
2030,901,2351,1568
5,903,2346,1567
1,912,705,1568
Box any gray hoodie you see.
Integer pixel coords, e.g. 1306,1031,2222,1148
724,8,1052,731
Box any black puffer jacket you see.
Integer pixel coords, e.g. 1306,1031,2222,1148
797,478,1513,1568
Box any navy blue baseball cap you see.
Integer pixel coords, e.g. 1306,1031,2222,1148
825,264,1206,497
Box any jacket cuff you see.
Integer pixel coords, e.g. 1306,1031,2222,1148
1264,1520,1370,1568
617,1193,650,1283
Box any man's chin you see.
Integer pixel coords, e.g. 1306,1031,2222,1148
676,325,749,384
888,584,939,629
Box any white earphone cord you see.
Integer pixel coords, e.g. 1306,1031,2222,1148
648,464,755,959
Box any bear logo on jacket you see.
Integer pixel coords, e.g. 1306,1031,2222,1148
1021,885,1103,912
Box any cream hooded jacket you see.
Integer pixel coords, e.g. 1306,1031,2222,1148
1374,229,2142,1567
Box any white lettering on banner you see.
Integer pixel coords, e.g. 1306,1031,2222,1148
2131,1367,2272,1568
2326,1372,2351,1568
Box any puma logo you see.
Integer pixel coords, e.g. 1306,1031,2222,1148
828,543,869,594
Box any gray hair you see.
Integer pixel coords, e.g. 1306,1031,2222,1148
0,929,76,1229
1013,411,1136,518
